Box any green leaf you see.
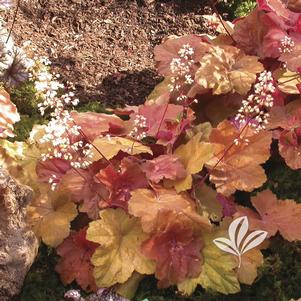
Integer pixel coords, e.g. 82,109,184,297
178,227,240,295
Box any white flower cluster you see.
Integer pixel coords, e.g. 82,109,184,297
279,36,295,54
48,174,58,191
40,108,93,172
235,70,275,134
31,57,79,116
34,58,93,175
41,119,93,169
129,114,147,140
169,43,195,103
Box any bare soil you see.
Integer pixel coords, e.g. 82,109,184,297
4,0,209,105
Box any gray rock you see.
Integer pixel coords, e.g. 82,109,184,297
0,168,38,301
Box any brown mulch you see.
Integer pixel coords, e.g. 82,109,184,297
4,0,210,106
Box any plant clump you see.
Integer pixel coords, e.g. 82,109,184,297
1,0,301,301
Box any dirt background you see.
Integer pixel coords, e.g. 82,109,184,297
4,0,209,105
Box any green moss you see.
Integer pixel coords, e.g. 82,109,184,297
10,81,42,116
264,158,301,203
8,80,46,141
234,0,257,17
12,114,45,141
218,0,257,19
15,244,66,301
77,101,108,113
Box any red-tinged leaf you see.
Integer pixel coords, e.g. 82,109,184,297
71,111,124,141
297,83,301,93
36,158,71,185
233,8,295,58
268,98,301,130
279,43,301,72
61,162,109,219
141,154,187,183
56,228,99,292
234,206,278,238
272,86,285,106
257,0,300,25
0,89,20,138
95,157,148,210
293,14,301,33
133,103,194,145
141,211,203,288
233,9,267,57
217,194,236,217
154,34,209,76
268,100,301,169
262,27,286,58
258,0,291,19
235,190,301,241
279,125,301,169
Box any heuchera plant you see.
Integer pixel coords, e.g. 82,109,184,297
1,0,301,299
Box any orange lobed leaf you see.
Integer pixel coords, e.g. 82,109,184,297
86,208,155,287
95,157,148,210
128,188,210,233
235,190,301,241
71,111,125,141
279,43,301,73
267,99,301,130
60,161,109,220
232,9,267,57
154,34,208,76
206,120,272,196
27,187,78,247
171,132,213,192
278,126,301,170
0,89,20,138
268,99,301,169
195,43,264,95
141,154,187,183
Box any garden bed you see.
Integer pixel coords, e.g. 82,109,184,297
4,0,209,105
1,0,301,301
